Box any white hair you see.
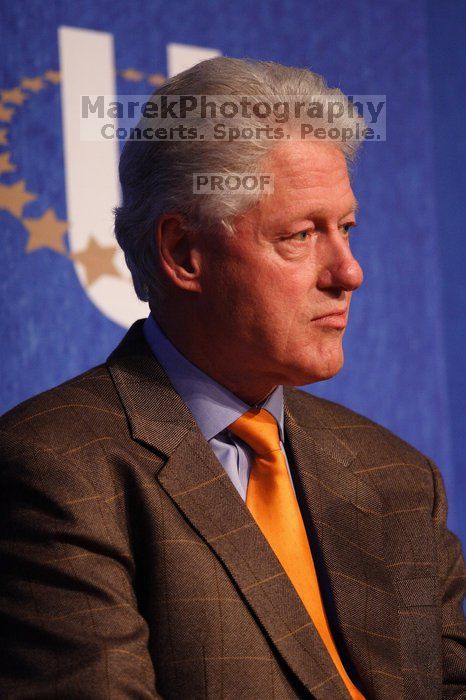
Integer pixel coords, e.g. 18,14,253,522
114,56,365,301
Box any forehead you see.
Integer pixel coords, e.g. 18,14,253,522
257,140,356,224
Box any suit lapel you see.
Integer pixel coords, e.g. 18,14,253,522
284,389,404,699
107,322,351,699
157,430,353,700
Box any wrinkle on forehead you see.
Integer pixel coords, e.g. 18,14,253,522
230,140,357,242
258,142,355,227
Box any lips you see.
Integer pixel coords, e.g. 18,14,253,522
311,308,348,328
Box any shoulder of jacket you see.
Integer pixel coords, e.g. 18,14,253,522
0,364,125,450
284,386,432,467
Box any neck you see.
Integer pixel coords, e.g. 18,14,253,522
150,306,278,406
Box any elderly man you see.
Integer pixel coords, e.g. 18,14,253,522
0,57,465,699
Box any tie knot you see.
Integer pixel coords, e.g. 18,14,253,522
228,408,281,455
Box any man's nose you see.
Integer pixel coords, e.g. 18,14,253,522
317,235,364,291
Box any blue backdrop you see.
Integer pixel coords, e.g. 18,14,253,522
1,0,464,547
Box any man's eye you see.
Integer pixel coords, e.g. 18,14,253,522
341,223,356,236
292,230,311,241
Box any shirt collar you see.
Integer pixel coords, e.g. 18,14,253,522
143,314,285,442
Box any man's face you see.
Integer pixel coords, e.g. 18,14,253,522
196,139,363,397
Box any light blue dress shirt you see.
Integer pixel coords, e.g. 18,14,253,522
143,314,295,501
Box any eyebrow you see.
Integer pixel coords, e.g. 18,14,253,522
342,200,359,217
305,200,359,220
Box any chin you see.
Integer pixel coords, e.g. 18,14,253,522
288,351,345,386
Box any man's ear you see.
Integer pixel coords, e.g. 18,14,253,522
156,213,202,293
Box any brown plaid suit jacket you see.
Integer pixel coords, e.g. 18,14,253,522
1,320,465,699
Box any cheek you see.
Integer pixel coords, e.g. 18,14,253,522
257,257,317,303
206,244,318,331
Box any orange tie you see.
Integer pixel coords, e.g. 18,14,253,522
229,408,364,700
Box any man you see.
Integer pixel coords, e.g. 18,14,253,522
0,57,464,699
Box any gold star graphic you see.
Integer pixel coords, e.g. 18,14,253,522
23,209,68,253
70,237,121,286
21,77,44,92
44,70,60,84
0,103,15,122
120,69,144,82
148,73,166,87
1,88,27,106
0,180,37,217
0,129,8,145
0,153,16,174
